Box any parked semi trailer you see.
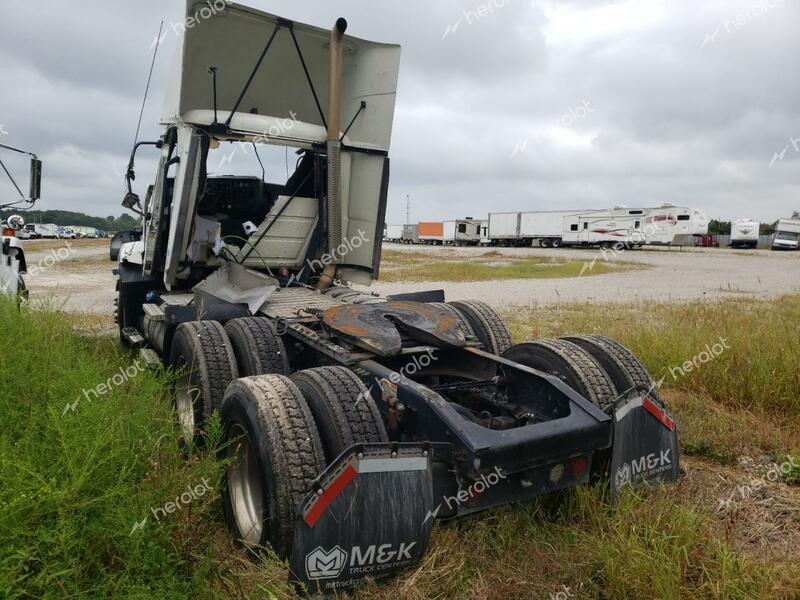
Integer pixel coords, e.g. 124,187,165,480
111,3,679,594
489,205,708,248
730,219,759,249
384,224,404,243
772,219,800,251
419,221,445,244
402,223,419,244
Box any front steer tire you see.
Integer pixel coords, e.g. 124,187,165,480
220,375,325,558
169,321,239,444
291,367,388,464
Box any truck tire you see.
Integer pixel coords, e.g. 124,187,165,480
551,238,562,248
220,375,325,557
503,339,618,412
169,321,239,443
430,302,475,339
541,239,552,248
449,300,513,355
563,335,662,404
291,367,388,464
225,317,290,377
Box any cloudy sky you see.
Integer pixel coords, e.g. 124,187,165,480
1,0,798,223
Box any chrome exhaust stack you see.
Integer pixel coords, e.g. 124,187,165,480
317,17,348,290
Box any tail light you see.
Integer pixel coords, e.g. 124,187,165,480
2,228,16,237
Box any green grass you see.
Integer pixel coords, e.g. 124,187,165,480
379,250,638,282
0,300,292,599
2,296,799,599
502,296,800,413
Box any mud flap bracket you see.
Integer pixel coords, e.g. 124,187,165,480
290,444,435,595
610,391,680,499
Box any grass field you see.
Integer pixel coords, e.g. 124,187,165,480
0,296,798,599
379,250,639,282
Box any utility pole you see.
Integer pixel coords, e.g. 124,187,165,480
406,194,411,225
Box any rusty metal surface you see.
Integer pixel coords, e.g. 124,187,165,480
322,301,467,356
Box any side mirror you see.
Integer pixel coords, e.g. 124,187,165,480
29,158,42,200
7,215,25,231
122,192,141,211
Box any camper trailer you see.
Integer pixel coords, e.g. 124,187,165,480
454,218,484,246
730,219,759,249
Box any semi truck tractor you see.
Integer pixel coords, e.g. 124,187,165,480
111,3,679,593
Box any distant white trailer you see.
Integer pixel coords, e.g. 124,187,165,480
21,223,59,239
401,224,419,244
730,219,759,249
644,205,709,244
561,208,648,248
384,225,404,242
443,220,457,245
488,212,520,244
520,211,576,248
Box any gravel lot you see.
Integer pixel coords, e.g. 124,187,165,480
365,243,800,307
19,240,800,319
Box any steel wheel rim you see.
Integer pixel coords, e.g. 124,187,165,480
228,424,265,544
174,372,197,441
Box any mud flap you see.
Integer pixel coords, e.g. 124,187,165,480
610,392,680,498
289,444,435,595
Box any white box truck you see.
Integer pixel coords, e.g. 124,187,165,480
519,211,577,248
730,219,759,249
772,219,800,251
443,220,457,245
21,223,59,239
384,225,404,243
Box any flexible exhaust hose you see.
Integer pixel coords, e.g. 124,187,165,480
317,18,347,290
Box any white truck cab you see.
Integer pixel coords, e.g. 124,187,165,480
1,215,28,300
772,219,800,251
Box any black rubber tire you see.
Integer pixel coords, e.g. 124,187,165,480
563,335,662,403
225,317,290,377
430,302,475,339
449,300,513,355
291,367,388,464
502,339,618,412
169,321,239,441
551,239,562,248
220,375,325,558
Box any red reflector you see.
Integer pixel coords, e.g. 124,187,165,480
303,464,358,528
2,228,15,237
643,397,675,431
571,456,589,478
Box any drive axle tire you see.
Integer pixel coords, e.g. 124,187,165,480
220,375,325,558
430,302,475,339
563,335,662,403
169,321,239,443
503,339,618,411
292,367,388,464
449,300,513,355
225,317,290,377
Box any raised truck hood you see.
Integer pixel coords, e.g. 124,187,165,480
162,1,402,285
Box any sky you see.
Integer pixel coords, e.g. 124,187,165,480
0,0,798,224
